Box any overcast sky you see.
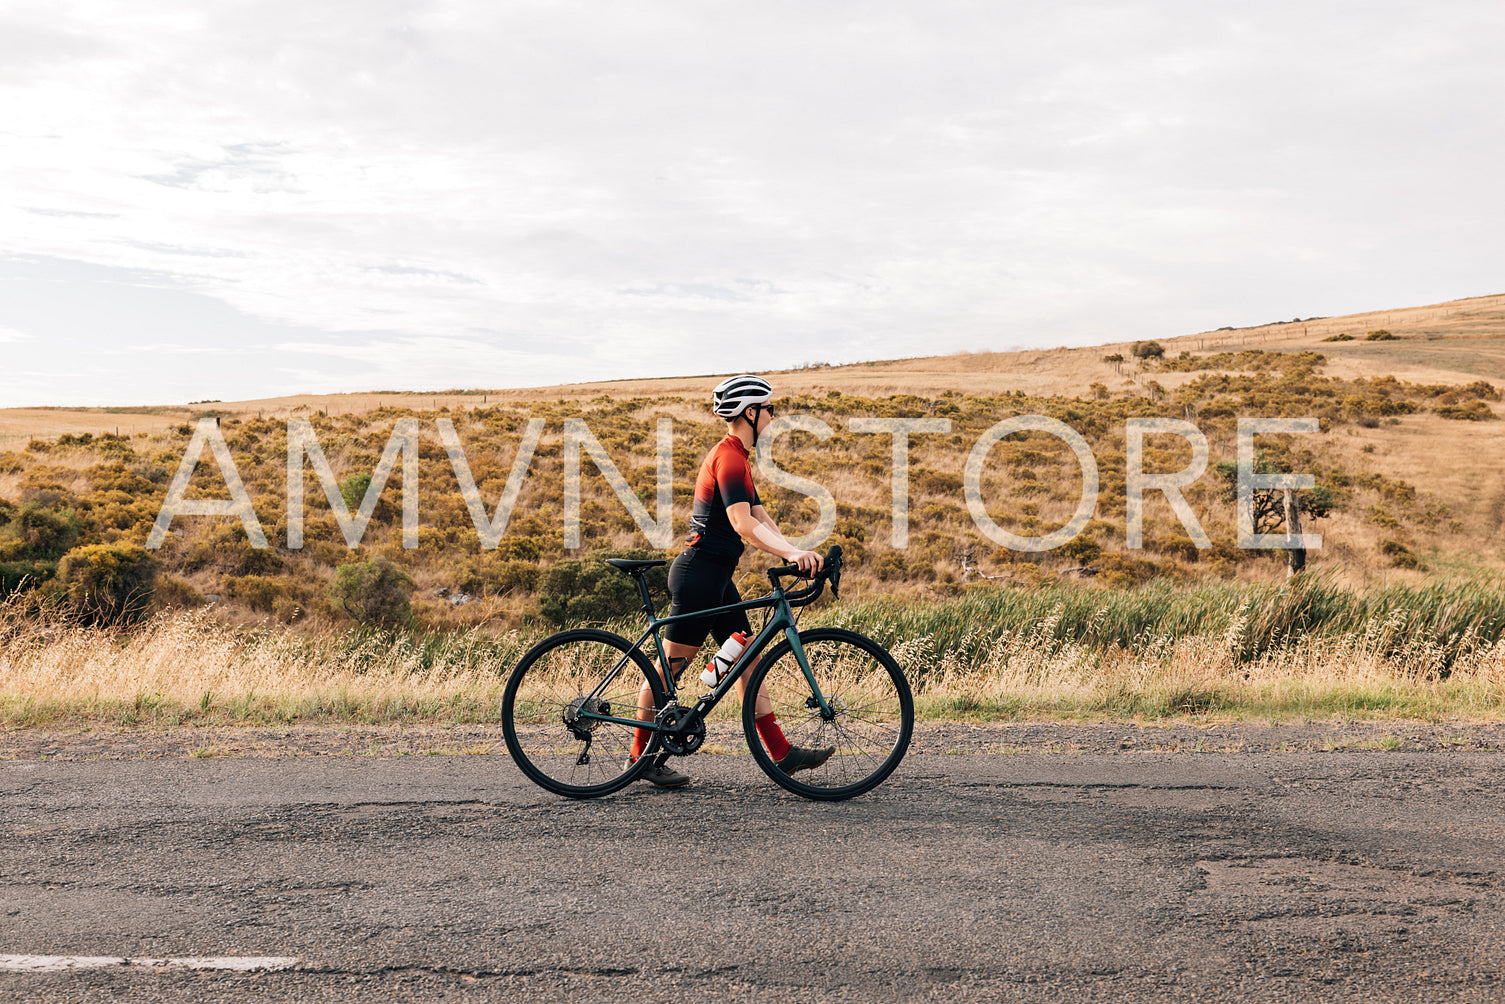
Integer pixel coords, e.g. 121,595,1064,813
2,1,1501,406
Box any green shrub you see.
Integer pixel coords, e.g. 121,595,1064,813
453,554,541,597
224,574,288,613
872,551,909,582
536,548,668,627
495,535,544,563
1434,401,1496,421
183,526,284,575
1147,535,1200,563
340,472,373,511
0,559,57,595
57,543,160,624
332,556,414,626
0,504,81,561
1095,552,1169,587
494,560,540,594
223,574,310,622
1058,537,1102,565
1379,539,1424,570
154,575,207,609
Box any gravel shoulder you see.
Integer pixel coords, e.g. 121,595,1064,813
3,718,1504,761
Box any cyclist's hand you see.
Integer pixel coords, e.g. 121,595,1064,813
790,549,824,577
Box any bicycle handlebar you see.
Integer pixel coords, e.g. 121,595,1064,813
768,544,844,606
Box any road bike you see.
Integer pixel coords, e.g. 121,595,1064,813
501,545,913,801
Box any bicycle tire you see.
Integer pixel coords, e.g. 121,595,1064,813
502,628,664,798
741,627,913,801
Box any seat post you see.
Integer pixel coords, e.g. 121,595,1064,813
603,557,666,617
631,572,656,616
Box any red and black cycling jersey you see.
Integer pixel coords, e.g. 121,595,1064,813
684,434,760,560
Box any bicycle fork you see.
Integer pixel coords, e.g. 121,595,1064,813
783,626,834,719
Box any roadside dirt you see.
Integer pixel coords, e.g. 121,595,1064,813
4,718,1502,761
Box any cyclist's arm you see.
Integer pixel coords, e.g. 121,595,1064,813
728,502,823,574
750,504,779,532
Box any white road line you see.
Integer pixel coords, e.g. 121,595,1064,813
0,956,299,973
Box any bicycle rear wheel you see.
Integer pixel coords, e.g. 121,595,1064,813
742,627,913,801
502,628,663,798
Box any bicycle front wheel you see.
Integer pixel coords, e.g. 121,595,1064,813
502,628,662,798
742,628,913,801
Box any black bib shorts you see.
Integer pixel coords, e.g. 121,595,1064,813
663,548,753,649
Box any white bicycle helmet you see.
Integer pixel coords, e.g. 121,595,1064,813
711,374,773,420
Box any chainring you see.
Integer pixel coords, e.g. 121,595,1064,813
655,703,706,756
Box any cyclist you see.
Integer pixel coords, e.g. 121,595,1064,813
630,374,835,788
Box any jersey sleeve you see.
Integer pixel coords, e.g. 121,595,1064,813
713,449,759,510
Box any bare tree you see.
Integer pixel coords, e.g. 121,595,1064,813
1215,456,1335,576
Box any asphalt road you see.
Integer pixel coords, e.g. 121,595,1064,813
3,739,1504,1002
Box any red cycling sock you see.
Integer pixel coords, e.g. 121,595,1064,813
630,725,649,762
755,713,791,761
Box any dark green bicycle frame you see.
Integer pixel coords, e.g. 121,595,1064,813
574,581,831,734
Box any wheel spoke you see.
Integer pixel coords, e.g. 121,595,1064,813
503,630,660,797
745,628,913,800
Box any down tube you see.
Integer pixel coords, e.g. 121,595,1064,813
707,616,785,705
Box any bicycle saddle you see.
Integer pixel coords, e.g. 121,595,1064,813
604,558,667,573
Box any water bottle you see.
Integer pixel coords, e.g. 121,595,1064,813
700,631,748,687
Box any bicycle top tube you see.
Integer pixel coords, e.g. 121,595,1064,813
583,549,841,727
631,585,800,698
647,586,792,632
577,585,798,727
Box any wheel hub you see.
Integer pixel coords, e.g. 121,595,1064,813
562,696,610,741
806,693,846,722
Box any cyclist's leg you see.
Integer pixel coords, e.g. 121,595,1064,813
633,551,717,764
692,579,798,762
733,671,771,716
631,643,695,761
741,628,913,799
738,668,801,761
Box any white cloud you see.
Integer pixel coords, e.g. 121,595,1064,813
1,0,1503,405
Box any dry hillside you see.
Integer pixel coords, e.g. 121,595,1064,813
8,292,1504,426
3,291,1505,635
5,290,1504,566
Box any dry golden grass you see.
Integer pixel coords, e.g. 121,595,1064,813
0,408,193,452
907,617,1505,722
4,606,1502,728
0,609,527,727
